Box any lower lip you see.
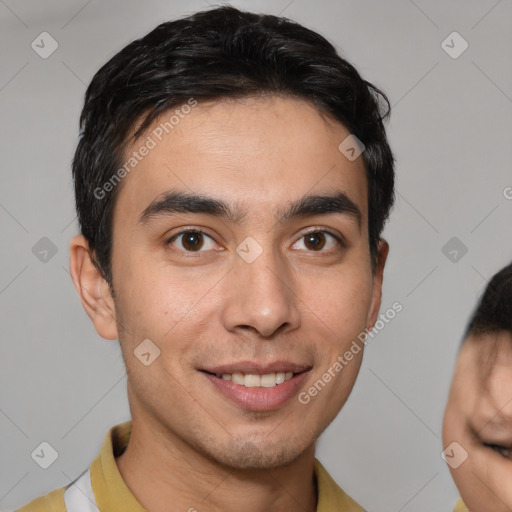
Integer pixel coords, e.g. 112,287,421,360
202,372,309,412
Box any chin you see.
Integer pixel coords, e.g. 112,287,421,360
199,433,312,471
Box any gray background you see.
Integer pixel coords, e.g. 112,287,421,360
1,0,511,510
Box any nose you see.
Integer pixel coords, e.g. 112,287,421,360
221,246,301,338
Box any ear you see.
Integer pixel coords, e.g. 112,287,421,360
366,239,389,329
69,234,118,340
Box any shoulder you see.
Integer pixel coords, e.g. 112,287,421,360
14,487,66,512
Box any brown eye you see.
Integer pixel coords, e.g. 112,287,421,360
305,232,326,250
292,230,341,252
182,232,203,251
168,230,216,252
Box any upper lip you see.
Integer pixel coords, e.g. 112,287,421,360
201,361,312,375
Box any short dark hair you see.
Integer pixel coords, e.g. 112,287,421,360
72,5,395,290
465,261,512,338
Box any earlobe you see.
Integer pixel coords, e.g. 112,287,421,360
69,235,118,340
366,239,389,329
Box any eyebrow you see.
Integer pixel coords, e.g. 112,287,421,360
137,189,362,227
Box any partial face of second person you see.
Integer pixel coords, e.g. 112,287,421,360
444,331,512,510
80,95,387,471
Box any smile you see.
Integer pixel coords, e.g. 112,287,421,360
212,371,295,388
200,363,311,411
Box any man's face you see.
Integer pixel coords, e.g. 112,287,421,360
106,95,386,469
443,331,512,511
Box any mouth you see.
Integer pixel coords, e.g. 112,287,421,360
203,370,296,388
199,362,312,411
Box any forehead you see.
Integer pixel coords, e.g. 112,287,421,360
465,332,512,364
114,95,368,226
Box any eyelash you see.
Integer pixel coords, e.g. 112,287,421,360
483,442,512,459
166,228,345,255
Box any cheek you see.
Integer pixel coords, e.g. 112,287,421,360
443,397,512,511
458,451,512,512
304,269,373,334
115,251,217,334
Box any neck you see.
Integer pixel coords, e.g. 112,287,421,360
115,416,318,512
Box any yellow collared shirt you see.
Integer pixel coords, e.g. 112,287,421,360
16,421,365,512
453,498,469,511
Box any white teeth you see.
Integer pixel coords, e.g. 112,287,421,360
245,374,261,387
219,372,295,388
231,373,245,385
260,373,276,387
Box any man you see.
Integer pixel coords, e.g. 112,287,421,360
443,262,512,512
17,5,394,511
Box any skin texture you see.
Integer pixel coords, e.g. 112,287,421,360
70,95,388,512
443,331,512,511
